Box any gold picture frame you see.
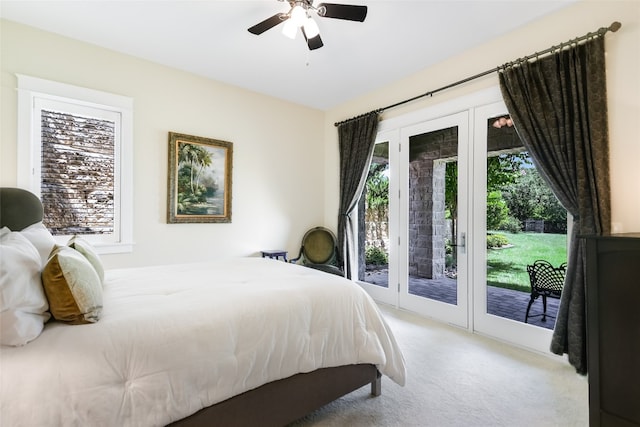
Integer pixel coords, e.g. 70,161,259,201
167,132,233,223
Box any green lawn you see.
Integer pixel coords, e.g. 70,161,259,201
486,231,567,292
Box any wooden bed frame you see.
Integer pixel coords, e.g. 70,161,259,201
0,187,382,427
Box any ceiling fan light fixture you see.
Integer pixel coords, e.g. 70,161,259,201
303,17,320,38
248,1,368,51
282,19,298,39
290,4,307,27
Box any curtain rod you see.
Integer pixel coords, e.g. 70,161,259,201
334,21,621,127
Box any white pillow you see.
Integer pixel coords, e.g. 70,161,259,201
20,222,56,267
0,229,51,346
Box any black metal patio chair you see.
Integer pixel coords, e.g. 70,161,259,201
525,260,567,323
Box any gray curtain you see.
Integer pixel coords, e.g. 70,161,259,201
499,36,610,375
337,112,380,279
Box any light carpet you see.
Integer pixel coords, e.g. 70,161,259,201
290,304,588,427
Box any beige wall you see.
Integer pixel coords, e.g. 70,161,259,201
324,0,640,234
2,1,638,270
1,20,325,269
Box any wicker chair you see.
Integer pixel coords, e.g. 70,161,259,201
525,260,567,323
290,227,343,276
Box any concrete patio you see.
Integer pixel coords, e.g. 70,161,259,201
364,270,559,330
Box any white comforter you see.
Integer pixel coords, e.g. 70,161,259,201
1,257,406,426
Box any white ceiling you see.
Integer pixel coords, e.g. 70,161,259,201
1,0,576,110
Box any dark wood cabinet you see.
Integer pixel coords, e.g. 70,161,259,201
585,233,640,427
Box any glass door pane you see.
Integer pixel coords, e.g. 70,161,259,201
357,130,399,306
484,115,567,328
362,141,390,289
399,111,469,328
472,101,563,353
407,127,458,305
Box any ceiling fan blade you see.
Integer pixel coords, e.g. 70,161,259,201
248,13,287,35
307,34,324,50
317,3,367,22
302,28,324,50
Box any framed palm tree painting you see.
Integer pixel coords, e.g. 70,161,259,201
167,132,233,223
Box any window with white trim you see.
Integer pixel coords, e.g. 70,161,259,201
17,75,133,254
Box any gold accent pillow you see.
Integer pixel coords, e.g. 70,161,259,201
42,245,102,324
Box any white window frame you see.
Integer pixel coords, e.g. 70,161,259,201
17,74,134,254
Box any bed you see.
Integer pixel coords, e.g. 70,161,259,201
0,187,406,426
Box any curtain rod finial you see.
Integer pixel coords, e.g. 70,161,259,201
609,21,622,32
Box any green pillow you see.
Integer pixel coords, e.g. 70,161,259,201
68,235,104,284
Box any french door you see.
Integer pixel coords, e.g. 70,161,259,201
358,111,470,329
471,101,554,351
397,112,470,328
357,88,555,353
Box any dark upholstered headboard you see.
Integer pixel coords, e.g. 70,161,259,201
0,188,44,231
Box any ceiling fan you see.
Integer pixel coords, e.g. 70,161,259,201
248,0,368,50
